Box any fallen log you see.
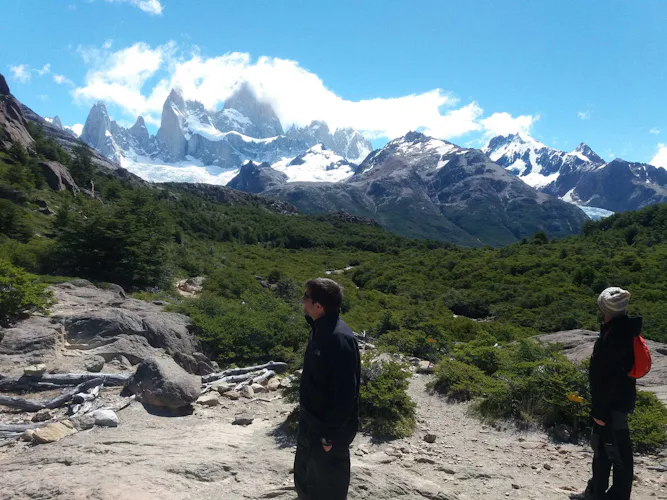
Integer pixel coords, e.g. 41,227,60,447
0,373,129,392
202,361,287,383
0,422,45,439
0,377,104,412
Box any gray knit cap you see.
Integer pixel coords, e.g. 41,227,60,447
597,287,631,317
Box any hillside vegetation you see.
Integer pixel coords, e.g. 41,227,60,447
1,123,667,447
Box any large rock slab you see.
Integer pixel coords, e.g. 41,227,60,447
124,357,201,409
536,329,667,404
48,281,213,374
0,316,61,369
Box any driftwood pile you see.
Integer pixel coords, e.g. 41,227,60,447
0,361,289,440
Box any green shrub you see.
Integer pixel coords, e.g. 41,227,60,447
452,338,501,375
0,260,51,325
360,359,416,438
430,358,501,401
629,391,667,453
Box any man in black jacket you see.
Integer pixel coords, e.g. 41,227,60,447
572,287,639,500
294,278,361,500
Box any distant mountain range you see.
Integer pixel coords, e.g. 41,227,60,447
483,133,667,214
75,82,371,186
7,69,667,246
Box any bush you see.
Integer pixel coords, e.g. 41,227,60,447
430,358,501,401
359,359,416,438
629,391,667,453
0,260,51,325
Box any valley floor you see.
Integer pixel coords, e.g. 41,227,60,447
1,375,665,500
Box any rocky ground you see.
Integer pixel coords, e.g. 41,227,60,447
1,374,666,500
1,283,666,499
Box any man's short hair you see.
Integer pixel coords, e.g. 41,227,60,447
306,278,344,314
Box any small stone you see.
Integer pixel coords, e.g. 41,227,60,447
416,457,436,464
543,463,552,470
241,385,254,399
512,484,520,489
92,410,119,427
71,414,95,431
83,356,105,373
223,390,241,400
214,382,235,394
416,361,434,374
233,413,255,426
197,394,221,407
267,378,281,392
31,409,53,423
32,421,77,444
424,434,437,443
438,466,456,475
251,383,268,394
21,429,35,442
24,364,47,377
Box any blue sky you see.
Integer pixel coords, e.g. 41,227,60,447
2,0,667,166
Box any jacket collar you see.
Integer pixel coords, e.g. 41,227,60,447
305,312,340,333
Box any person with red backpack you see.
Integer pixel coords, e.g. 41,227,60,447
571,287,650,500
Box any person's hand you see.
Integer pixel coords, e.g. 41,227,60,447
594,418,606,426
322,443,332,452
320,438,332,452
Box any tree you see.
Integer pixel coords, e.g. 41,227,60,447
69,145,95,187
54,191,174,289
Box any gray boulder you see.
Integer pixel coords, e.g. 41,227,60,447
83,355,105,373
124,357,201,409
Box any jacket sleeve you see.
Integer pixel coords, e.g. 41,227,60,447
591,335,632,421
319,335,359,441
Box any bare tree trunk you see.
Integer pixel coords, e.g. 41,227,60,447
202,361,287,383
0,373,129,392
0,377,104,412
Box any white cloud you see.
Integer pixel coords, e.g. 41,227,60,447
104,0,163,15
73,41,538,140
480,112,539,138
38,94,49,102
65,123,84,137
650,128,660,135
651,143,667,169
9,64,31,83
577,110,591,120
37,64,51,76
54,74,76,86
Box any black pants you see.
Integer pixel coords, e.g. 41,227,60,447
294,420,352,500
589,421,633,500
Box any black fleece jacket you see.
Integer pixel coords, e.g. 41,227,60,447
589,314,641,422
299,313,360,444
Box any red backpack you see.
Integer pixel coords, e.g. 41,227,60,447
629,334,652,379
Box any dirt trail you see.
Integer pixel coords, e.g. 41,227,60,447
1,375,665,499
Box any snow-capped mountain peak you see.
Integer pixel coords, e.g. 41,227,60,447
572,142,604,164
271,144,357,183
483,133,604,189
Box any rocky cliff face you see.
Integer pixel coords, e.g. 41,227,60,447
78,83,372,180
220,82,284,139
0,73,34,150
